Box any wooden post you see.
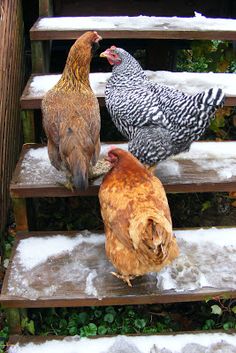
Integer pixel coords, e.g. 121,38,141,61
21,110,35,143
31,41,51,73
39,0,53,16
6,308,21,334
12,198,28,232
32,0,53,73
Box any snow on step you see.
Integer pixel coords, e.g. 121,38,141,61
22,71,236,102
3,228,236,304
31,14,236,35
14,142,236,187
7,332,236,353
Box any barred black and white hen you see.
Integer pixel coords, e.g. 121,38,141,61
100,46,225,166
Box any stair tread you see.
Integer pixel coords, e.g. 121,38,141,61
7,332,236,352
20,72,236,109
10,141,236,198
30,15,236,40
1,227,236,308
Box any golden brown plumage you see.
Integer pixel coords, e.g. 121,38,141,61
99,148,179,286
42,31,101,190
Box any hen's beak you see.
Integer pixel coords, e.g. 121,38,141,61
100,51,108,58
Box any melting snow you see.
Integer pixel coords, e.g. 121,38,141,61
85,269,98,297
6,228,236,300
35,15,236,33
19,147,66,185
157,227,236,291
27,71,236,98
17,232,104,270
8,333,236,353
173,141,236,160
17,141,236,186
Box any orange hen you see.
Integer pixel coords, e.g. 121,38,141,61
99,148,179,286
42,31,102,190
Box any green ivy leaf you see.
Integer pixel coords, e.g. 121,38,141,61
134,319,146,329
94,310,102,318
105,307,116,315
78,312,89,325
223,322,233,330
211,305,222,316
83,323,97,336
201,201,212,212
68,326,78,335
98,325,107,335
231,306,236,314
104,313,114,323
26,320,35,335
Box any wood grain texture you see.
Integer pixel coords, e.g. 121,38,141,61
20,73,236,109
10,142,236,198
0,0,24,232
1,229,236,308
29,16,236,41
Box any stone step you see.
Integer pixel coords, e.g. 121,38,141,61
30,15,236,41
10,141,236,198
6,331,236,353
20,72,236,110
1,227,236,308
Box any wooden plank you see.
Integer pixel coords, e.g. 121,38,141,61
30,16,236,41
20,73,236,110
10,141,236,198
1,228,236,308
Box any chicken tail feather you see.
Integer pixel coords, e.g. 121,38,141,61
194,87,225,114
72,166,88,190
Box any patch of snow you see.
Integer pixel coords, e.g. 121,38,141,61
17,232,104,270
27,71,236,98
6,228,236,300
147,71,236,97
157,160,181,177
8,332,236,353
18,142,236,185
85,269,98,296
19,146,66,185
35,15,236,33
172,141,236,160
157,228,236,291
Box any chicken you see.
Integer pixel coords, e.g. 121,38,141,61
100,46,225,167
98,148,179,286
42,31,102,190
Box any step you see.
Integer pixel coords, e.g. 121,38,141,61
1,227,236,308
20,72,236,110
30,15,236,40
10,141,236,198
7,331,236,352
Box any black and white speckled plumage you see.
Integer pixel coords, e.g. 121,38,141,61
104,47,225,165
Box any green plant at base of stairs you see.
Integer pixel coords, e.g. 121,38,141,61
25,301,236,337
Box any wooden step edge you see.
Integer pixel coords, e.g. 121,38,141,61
1,228,236,309
20,73,236,110
29,16,236,41
10,142,236,198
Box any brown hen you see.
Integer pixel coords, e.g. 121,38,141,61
42,31,102,190
99,148,179,286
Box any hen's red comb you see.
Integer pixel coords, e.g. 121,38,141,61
108,145,117,152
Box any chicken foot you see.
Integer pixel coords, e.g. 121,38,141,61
111,271,136,287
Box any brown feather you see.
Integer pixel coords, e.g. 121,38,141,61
42,31,101,189
99,148,179,280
